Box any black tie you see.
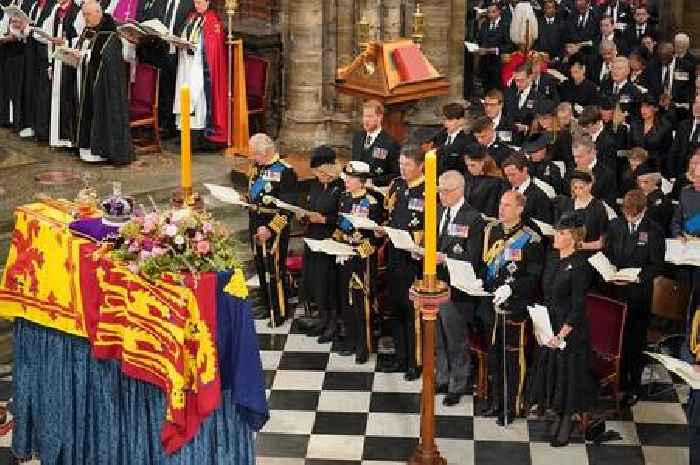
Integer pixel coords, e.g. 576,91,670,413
637,26,643,39
629,222,636,235
364,134,373,149
164,0,177,29
613,83,620,95
439,209,451,248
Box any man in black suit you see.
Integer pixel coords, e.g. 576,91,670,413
589,38,617,87
534,0,564,59
504,64,542,132
627,6,656,51
603,189,665,405
674,33,698,68
600,0,632,31
669,99,700,178
531,54,560,102
647,42,695,121
571,134,618,206
351,100,401,187
601,56,641,121
597,15,630,57
136,0,194,138
476,1,513,91
483,88,519,145
435,170,486,406
579,105,619,168
472,116,512,167
502,153,554,225
569,0,600,46
428,103,470,175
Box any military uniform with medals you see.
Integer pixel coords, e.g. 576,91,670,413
248,154,299,325
385,175,426,377
333,186,383,362
351,129,401,187
479,220,544,421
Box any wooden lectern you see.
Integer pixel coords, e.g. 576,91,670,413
335,39,449,142
225,39,250,157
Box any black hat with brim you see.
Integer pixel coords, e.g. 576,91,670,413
310,145,337,168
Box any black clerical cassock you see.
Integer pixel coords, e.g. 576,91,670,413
75,13,133,164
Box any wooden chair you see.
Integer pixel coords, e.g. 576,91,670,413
646,276,690,396
244,53,269,133
128,64,161,154
585,293,627,412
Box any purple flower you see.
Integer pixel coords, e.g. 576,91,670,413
139,250,152,260
202,222,213,234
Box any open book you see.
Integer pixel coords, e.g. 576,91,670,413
645,351,700,389
117,19,194,48
52,46,85,67
340,213,381,231
204,183,252,208
665,239,700,267
588,252,641,282
527,304,566,349
2,5,32,24
303,238,356,257
383,226,422,254
464,41,498,54
268,197,310,218
445,258,491,296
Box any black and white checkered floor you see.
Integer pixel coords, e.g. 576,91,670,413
0,309,691,465
253,306,691,465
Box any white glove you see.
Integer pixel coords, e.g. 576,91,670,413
493,285,512,306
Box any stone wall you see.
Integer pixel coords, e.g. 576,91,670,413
277,0,467,151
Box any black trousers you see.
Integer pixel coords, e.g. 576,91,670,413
436,300,472,394
487,319,527,416
339,255,374,355
387,246,421,371
253,229,290,324
613,283,653,392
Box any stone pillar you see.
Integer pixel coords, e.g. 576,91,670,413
406,0,452,127
278,0,327,149
448,0,466,102
383,0,403,40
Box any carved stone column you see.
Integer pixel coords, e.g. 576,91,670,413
278,0,327,149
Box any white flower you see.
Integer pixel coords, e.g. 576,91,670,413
165,224,178,237
174,235,185,245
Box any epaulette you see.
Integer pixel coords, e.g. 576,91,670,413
522,225,542,243
278,159,292,168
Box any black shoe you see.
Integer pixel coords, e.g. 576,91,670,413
435,384,448,394
443,393,462,406
551,414,573,447
496,411,515,426
317,333,334,344
481,405,499,417
253,310,269,320
338,348,355,357
404,367,421,381
380,359,402,373
267,318,284,328
355,352,368,364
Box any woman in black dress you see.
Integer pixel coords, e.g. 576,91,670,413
301,146,344,342
628,94,674,177
556,171,609,255
529,212,597,447
464,149,507,219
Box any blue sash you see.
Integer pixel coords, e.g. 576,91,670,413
684,212,700,235
486,230,531,283
249,163,285,202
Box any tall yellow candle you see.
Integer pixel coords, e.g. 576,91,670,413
423,149,437,280
180,85,192,198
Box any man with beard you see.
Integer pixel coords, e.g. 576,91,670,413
74,0,133,164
